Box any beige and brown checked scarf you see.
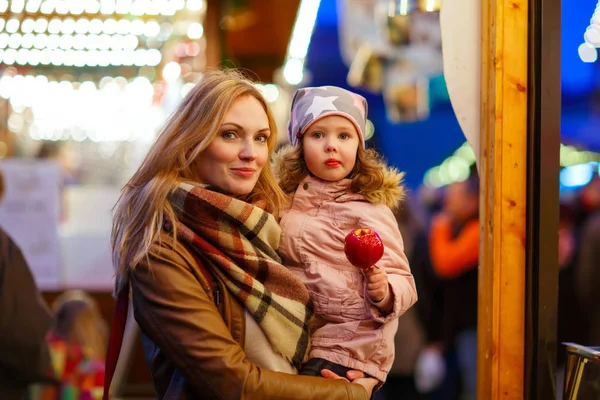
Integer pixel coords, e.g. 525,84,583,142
168,182,312,368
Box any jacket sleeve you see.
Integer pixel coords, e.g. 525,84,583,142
130,240,369,400
0,229,53,382
359,205,418,323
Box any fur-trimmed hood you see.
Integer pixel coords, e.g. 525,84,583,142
360,166,405,210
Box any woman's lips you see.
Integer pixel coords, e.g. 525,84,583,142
231,168,256,177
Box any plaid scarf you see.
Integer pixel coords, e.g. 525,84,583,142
168,182,312,368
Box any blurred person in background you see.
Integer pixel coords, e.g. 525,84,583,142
376,196,427,400
31,290,107,400
555,204,588,399
575,188,600,347
108,69,376,400
570,174,600,237
0,169,55,399
428,175,480,400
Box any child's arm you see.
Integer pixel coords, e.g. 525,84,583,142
358,205,418,322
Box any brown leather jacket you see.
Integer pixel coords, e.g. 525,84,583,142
130,232,369,400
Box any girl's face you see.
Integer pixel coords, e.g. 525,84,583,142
193,95,271,196
302,115,360,182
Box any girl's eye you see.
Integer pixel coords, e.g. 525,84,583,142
221,131,236,139
339,133,350,140
255,134,269,143
311,132,323,139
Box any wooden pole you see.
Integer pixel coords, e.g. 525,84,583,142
478,0,528,397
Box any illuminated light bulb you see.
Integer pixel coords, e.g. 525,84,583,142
26,0,41,13
144,21,160,37
110,49,124,65
61,18,76,35
21,33,35,49
579,42,598,63
75,18,90,34
28,49,42,66
134,48,146,66
2,48,17,64
16,49,28,65
103,19,118,34
70,1,86,15
74,51,86,67
6,19,20,34
34,18,48,34
115,0,131,14
89,19,103,34
117,19,130,34
40,49,52,65
8,33,22,49
0,0,6,13
130,20,144,35
0,33,7,49
48,18,61,34
40,1,54,14
110,34,123,49
72,34,86,49
146,48,161,65
21,18,35,34
0,19,5,32
162,61,181,82
283,58,304,85
10,0,24,13
45,34,59,50
123,34,139,50
51,50,64,66
101,0,116,15
97,50,110,67
186,0,203,12
585,27,600,47
86,34,100,50
187,22,203,39
85,1,101,14
56,1,69,14
59,35,73,50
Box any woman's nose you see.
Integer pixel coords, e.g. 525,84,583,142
239,141,257,160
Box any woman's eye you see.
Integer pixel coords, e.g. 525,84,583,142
221,131,236,139
255,134,269,142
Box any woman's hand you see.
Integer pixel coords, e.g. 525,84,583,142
321,369,378,397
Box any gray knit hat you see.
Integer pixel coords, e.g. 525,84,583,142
287,86,368,147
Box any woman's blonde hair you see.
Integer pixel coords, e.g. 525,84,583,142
111,69,286,276
52,290,108,360
276,140,386,195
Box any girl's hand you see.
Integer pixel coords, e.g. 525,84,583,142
321,369,378,397
364,265,389,303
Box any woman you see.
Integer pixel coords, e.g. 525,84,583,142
109,70,376,399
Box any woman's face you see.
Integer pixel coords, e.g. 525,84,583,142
193,95,271,196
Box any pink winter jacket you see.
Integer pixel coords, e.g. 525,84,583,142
279,172,418,382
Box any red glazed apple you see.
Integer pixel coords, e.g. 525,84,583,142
344,228,384,269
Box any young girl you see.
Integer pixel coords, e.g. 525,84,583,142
276,86,418,384
32,290,107,400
